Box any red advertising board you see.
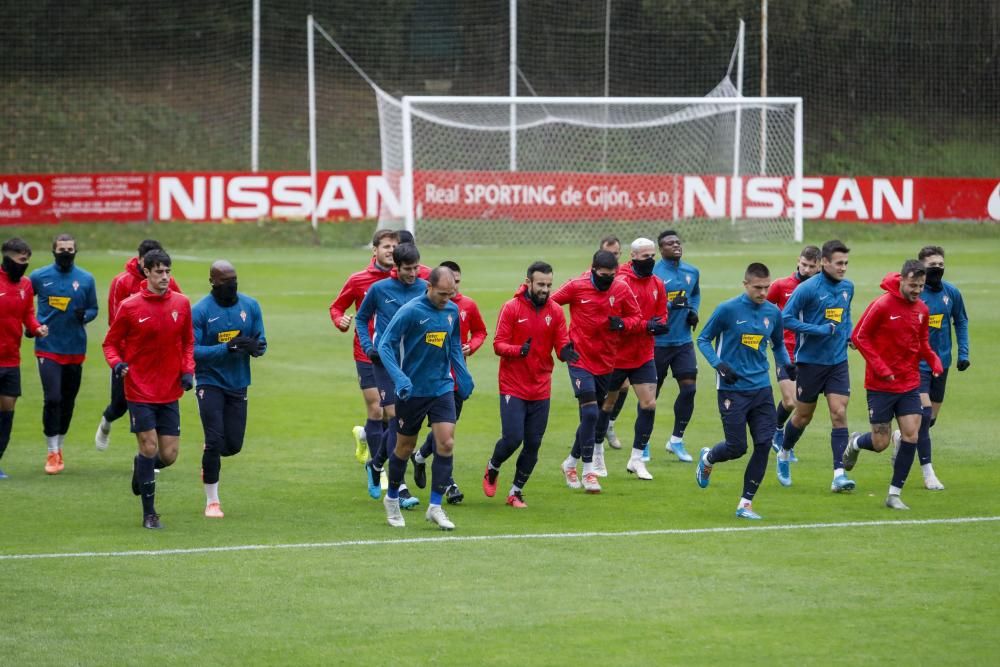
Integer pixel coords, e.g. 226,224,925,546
2,171,998,225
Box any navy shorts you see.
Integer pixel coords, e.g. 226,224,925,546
776,363,794,382
718,387,777,450
396,392,457,437
128,401,181,436
609,360,658,392
866,389,922,424
356,360,377,391
919,368,949,404
567,364,611,404
796,361,850,403
0,367,21,397
654,342,698,392
371,361,396,407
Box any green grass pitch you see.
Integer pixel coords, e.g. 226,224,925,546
1,222,998,665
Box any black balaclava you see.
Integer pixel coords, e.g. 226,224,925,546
211,281,238,306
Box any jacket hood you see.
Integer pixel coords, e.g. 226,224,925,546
879,272,903,299
127,256,144,279
514,283,529,297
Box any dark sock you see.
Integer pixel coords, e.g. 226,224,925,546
610,391,628,420
419,431,435,460
387,452,406,494
594,408,612,444
831,427,848,469
917,406,933,466
634,406,655,448
431,453,453,496
364,419,384,459
783,419,805,450
137,454,156,515
776,402,792,428
673,384,696,438
891,439,918,488
374,419,396,468
0,411,13,458
579,403,599,462
857,432,876,451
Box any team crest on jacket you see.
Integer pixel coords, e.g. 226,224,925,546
918,313,923,323
545,315,552,326
686,275,691,284
447,314,453,326
763,317,770,329
723,398,731,410
72,280,79,291
609,296,615,307
171,310,178,322
240,310,247,322
943,296,950,305
461,310,467,321
19,289,25,299
842,291,848,301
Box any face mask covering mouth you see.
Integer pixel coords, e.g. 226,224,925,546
54,252,75,271
211,281,239,306
632,257,655,277
2,256,28,282
591,270,615,291
924,266,944,287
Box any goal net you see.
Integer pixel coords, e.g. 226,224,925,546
376,88,803,245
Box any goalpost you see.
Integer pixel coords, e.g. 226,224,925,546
378,95,803,245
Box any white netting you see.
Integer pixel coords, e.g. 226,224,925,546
376,83,801,245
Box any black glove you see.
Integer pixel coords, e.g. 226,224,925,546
686,310,699,329
520,337,532,357
608,316,625,331
228,335,252,353
24,328,35,339
670,294,688,309
716,362,740,385
366,348,381,364
559,342,580,363
113,362,129,379
249,335,266,357
956,359,970,371
180,373,194,391
75,308,87,324
646,316,669,336
783,364,798,382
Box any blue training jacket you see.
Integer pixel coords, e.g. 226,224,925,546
29,263,98,357
355,276,429,357
920,280,969,370
377,294,473,400
697,293,790,391
652,257,700,347
192,293,266,391
781,271,853,365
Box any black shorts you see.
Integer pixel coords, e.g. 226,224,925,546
396,392,457,437
371,361,396,408
796,361,850,404
654,343,699,386
718,387,777,449
866,389,922,424
356,360,377,391
0,367,21,397
919,368,949,404
608,360,658,392
776,364,794,382
128,401,181,436
567,365,611,404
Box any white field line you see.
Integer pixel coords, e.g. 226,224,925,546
1,515,997,562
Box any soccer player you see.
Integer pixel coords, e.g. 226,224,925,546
483,261,577,508
843,260,943,510
593,238,668,480
897,245,971,490
598,235,625,450
30,234,98,474
192,260,267,518
103,249,194,529
0,238,49,479
600,235,622,261
777,239,855,492
355,242,427,506
651,229,701,463
695,263,794,520
330,229,398,464
552,249,642,494
766,245,821,460
377,267,474,530
412,260,487,504
95,239,182,450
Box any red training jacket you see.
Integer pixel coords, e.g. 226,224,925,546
452,292,487,355
766,272,805,362
552,272,642,376
0,270,42,367
613,262,667,369
108,256,182,325
851,272,943,393
103,284,195,404
494,284,571,401
329,258,392,362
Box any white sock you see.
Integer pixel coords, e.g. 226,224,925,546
413,451,426,464
582,461,594,475
46,435,59,453
488,461,500,472
205,482,220,504
563,455,578,469
57,434,65,448
669,435,683,444
833,467,845,478
701,451,712,465
99,416,111,433
510,484,521,495
739,497,753,508
630,448,644,461
889,485,902,496
399,483,409,493
608,419,616,430
777,449,789,462
594,441,604,455
921,463,935,478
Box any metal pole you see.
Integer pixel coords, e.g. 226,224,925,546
251,0,260,171
760,0,768,175
402,98,415,235
794,99,803,242
731,20,745,227
602,0,611,173
307,15,318,230
509,0,517,171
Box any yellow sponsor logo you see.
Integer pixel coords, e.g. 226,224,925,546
928,313,943,329
425,331,446,348
825,307,844,323
47,296,71,311
217,330,240,343
741,333,764,350
667,290,686,301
